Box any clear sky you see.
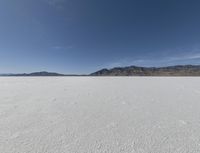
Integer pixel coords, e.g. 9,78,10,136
1,0,200,74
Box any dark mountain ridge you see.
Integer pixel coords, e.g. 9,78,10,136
91,65,200,76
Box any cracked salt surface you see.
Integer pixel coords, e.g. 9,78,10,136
0,77,200,153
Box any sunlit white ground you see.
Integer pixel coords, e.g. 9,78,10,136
1,77,200,153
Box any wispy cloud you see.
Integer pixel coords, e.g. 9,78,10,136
52,46,63,50
67,46,73,49
167,53,200,61
44,0,65,5
107,62,122,68
104,51,200,69
52,46,73,50
44,0,66,9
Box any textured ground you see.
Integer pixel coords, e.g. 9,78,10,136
0,77,200,153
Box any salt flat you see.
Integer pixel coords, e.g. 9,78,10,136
0,77,200,153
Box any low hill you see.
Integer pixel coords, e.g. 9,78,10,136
0,71,65,76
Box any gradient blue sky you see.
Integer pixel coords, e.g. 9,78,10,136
1,0,200,74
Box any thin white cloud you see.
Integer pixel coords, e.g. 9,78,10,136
44,0,66,9
104,52,200,69
53,46,63,50
166,53,200,61
52,46,73,50
45,0,65,5
107,62,122,68
67,46,73,49
182,53,200,60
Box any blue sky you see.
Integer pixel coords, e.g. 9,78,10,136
0,0,200,74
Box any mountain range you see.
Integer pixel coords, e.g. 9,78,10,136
2,65,200,76
91,65,200,76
